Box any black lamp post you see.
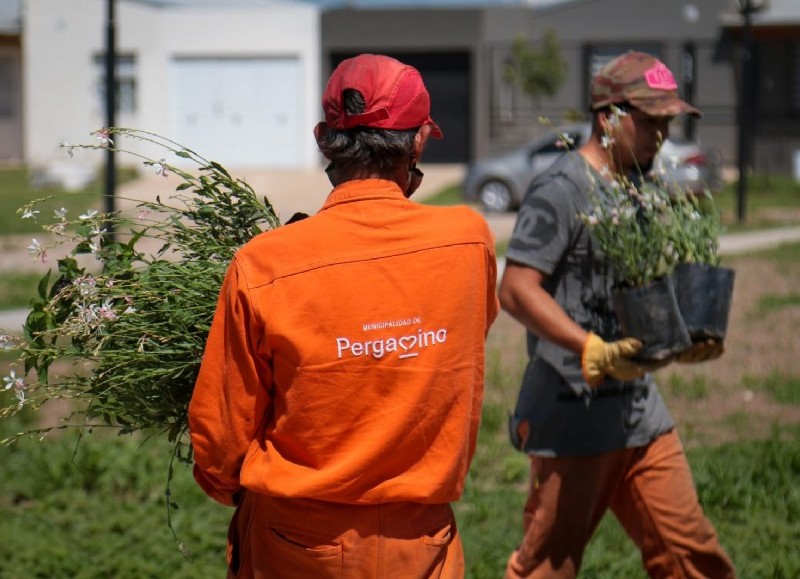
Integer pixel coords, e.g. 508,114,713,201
104,0,117,241
682,4,700,141
734,0,768,224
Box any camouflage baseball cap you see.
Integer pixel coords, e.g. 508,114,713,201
590,51,701,118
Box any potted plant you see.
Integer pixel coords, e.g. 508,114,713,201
579,171,692,362
664,187,735,343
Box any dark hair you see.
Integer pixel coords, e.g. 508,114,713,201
317,89,418,175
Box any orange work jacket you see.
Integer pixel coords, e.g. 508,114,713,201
188,179,499,507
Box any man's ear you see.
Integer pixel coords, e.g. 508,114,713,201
412,125,432,161
598,110,615,134
313,121,329,145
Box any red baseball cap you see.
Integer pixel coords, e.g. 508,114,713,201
322,54,443,138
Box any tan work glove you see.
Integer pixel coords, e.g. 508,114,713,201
581,332,645,387
676,339,725,364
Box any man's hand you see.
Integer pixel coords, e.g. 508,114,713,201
676,339,725,364
581,332,645,387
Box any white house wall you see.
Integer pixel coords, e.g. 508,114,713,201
24,0,320,173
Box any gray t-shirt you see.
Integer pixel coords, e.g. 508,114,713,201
506,153,674,457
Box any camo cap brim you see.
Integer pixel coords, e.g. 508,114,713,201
590,51,702,118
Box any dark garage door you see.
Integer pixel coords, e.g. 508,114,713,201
331,52,471,163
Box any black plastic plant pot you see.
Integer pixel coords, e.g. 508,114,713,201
612,276,693,362
672,262,736,342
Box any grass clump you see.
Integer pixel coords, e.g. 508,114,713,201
0,166,137,236
665,372,710,401
743,372,800,406
0,272,44,310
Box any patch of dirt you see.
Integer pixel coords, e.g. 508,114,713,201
748,207,800,226
486,254,800,448
658,254,800,446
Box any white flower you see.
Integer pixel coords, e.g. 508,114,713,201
27,238,47,263
154,159,169,178
98,299,117,320
3,369,24,391
79,209,98,221
93,128,114,148
60,140,75,158
555,134,575,149
0,334,16,350
54,207,68,219
76,303,98,324
3,369,27,409
74,275,97,297
22,208,40,221
608,105,628,126
90,224,107,237
600,135,616,149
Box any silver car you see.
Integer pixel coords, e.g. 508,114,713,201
462,123,724,212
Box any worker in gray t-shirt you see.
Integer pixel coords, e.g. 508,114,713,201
499,51,736,579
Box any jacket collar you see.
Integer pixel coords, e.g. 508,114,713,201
321,179,407,211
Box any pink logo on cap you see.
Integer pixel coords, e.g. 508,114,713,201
644,63,677,90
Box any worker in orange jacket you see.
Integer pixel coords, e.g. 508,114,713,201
188,53,499,578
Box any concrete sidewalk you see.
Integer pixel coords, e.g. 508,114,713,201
718,226,800,254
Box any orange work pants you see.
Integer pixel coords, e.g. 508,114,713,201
226,492,464,578
505,429,736,578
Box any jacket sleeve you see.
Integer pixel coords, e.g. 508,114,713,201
188,257,272,506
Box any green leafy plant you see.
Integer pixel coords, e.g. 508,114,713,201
572,106,723,287
1,128,282,537
661,182,722,266
579,173,675,287
503,29,568,108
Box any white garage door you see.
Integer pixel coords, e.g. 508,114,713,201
170,58,302,168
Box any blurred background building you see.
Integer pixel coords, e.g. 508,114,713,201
2,0,799,177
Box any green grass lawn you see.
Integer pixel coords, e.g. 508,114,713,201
0,374,798,578
692,174,800,232
0,271,45,310
0,166,136,236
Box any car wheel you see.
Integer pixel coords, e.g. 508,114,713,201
478,179,514,212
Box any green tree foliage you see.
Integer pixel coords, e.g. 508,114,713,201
503,29,567,107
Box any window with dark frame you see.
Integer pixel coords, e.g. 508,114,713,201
0,55,14,118
93,53,137,115
755,40,800,119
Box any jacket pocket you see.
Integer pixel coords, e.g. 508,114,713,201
264,524,344,577
421,516,455,548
